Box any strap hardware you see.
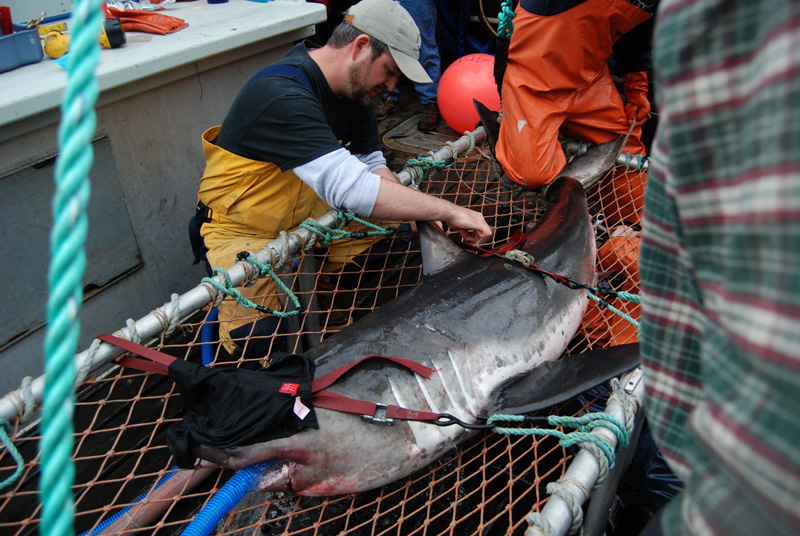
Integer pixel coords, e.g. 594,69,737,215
361,404,395,426
504,249,535,267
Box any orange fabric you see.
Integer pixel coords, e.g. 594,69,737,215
623,71,651,123
108,7,188,34
582,299,640,346
502,0,649,92
598,167,647,226
598,226,640,288
582,226,641,346
495,0,651,196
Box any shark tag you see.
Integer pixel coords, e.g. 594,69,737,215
294,397,311,420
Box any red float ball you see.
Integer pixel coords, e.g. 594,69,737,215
437,53,501,134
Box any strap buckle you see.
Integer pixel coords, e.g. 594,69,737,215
504,249,535,267
362,404,394,426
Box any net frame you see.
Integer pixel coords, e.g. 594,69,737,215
0,136,646,536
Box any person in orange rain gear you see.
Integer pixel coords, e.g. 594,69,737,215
495,0,658,227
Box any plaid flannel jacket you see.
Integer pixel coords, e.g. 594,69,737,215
640,1,800,534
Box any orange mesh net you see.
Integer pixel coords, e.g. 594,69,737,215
0,144,644,535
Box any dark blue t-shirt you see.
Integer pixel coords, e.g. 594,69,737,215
215,41,381,172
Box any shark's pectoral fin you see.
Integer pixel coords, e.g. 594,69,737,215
490,343,640,415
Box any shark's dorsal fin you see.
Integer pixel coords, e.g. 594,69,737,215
473,99,500,156
418,222,473,275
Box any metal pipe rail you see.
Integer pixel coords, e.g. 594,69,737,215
0,127,486,424
525,367,647,536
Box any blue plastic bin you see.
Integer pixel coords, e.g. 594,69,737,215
0,29,44,74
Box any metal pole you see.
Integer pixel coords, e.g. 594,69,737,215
525,367,646,536
0,128,486,424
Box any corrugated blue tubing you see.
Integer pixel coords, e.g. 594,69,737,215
181,461,272,536
79,469,179,536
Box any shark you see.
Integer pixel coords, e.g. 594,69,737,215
192,176,606,496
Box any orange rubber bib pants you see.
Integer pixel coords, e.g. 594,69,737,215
495,0,651,225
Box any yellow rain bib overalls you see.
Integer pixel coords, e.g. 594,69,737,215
197,126,388,356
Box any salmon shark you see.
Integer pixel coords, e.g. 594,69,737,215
194,176,597,496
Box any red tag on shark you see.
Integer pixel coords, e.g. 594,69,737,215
279,382,299,395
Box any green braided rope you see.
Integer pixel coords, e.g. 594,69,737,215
497,0,516,39
616,290,640,304
619,152,650,172
587,292,641,328
336,210,393,234
403,153,452,182
40,2,105,535
202,260,300,318
240,254,301,312
0,419,24,490
487,412,629,468
299,211,392,246
550,413,630,451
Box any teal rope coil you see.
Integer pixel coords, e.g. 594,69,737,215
486,412,629,469
202,261,300,318
40,1,104,535
402,153,452,182
299,210,392,245
497,0,516,39
0,419,24,490
617,152,650,172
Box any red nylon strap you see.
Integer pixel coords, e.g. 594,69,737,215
97,333,175,375
461,236,572,286
117,356,171,375
312,390,441,423
311,355,441,423
312,391,376,415
488,229,528,255
311,354,434,392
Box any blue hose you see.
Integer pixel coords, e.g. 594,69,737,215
79,469,179,536
181,461,273,536
201,308,219,366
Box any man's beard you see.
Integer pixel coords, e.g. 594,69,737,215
348,58,380,107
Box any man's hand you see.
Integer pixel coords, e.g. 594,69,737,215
623,71,651,124
370,177,493,245
444,206,493,245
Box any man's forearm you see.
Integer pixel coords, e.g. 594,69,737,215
369,177,456,221
369,177,492,244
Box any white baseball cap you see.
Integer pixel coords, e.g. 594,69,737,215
344,0,433,84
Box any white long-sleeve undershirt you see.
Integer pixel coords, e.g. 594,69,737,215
293,148,386,217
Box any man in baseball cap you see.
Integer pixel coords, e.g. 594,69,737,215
192,0,490,358
344,0,432,85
